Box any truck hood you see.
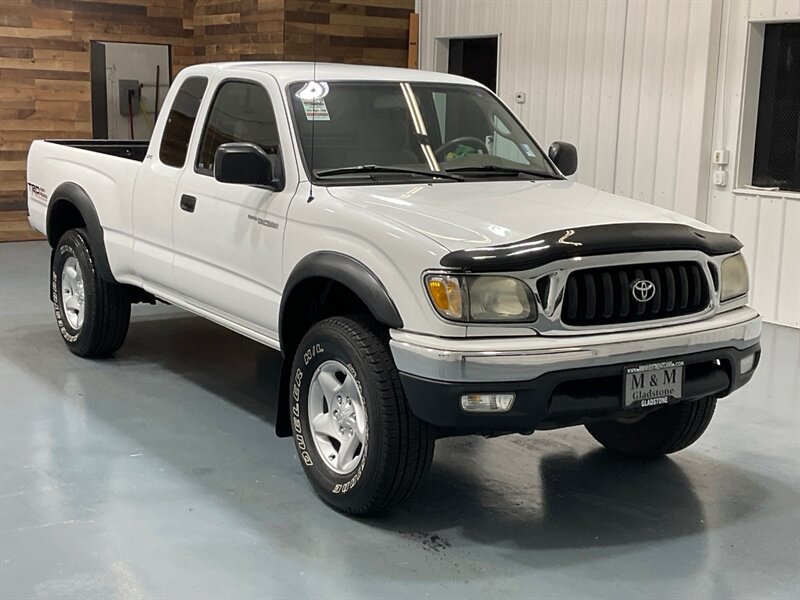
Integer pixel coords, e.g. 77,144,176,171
327,180,714,252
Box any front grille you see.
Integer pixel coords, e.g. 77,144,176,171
560,261,711,326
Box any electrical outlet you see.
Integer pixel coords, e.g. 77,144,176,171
713,169,728,187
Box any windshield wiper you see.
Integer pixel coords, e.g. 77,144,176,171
315,164,464,181
443,165,562,179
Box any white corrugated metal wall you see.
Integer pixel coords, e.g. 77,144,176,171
419,0,629,194
706,0,800,327
418,0,799,327
613,0,720,218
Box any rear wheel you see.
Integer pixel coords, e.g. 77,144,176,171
290,315,434,515
585,397,717,458
51,229,131,357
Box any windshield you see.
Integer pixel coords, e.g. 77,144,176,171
288,81,559,183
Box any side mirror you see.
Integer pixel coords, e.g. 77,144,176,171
214,142,278,188
548,141,578,176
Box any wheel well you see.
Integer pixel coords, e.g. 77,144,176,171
280,277,371,359
47,200,86,247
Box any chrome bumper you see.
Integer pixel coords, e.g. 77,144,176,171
390,307,762,383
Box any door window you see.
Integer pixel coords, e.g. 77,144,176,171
196,81,282,176
159,77,208,168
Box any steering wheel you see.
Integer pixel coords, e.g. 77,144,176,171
434,136,489,160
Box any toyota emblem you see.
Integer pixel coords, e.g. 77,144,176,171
631,279,656,303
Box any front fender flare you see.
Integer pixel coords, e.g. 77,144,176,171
279,252,403,354
275,252,404,438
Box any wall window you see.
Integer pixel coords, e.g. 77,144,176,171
159,77,208,168
196,81,281,175
752,23,800,192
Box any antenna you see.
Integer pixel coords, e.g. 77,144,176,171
307,22,318,203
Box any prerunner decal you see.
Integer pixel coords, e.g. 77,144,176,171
247,214,279,230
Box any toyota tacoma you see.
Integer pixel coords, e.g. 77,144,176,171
26,62,761,515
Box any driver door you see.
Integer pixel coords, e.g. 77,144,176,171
171,76,297,341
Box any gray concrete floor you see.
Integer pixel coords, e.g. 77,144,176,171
1,240,798,600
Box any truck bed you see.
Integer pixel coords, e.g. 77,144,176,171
46,139,149,162
27,139,147,254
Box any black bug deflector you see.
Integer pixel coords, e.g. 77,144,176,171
439,223,743,273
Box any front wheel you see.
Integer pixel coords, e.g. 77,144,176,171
290,316,434,515
51,229,131,357
585,397,717,458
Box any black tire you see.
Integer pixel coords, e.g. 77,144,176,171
585,397,717,458
51,228,131,358
290,315,434,515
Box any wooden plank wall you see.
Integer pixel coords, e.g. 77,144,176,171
0,0,195,211
191,1,415,67
192,0,285,63
283,0,414,66
0,0,415,211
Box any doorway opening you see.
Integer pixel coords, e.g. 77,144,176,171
443,36,499,92
90,41,171,140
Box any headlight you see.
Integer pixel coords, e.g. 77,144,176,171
424,274,536,322
720,253,749,302
468,277,536,321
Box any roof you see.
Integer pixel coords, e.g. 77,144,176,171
179,61,482,88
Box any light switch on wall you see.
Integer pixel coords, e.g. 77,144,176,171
713,149,730,165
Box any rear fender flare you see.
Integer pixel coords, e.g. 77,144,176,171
47,182,115,283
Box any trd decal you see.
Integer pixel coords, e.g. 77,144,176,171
27,182,48,202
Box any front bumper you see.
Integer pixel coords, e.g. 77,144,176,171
390,307,762,432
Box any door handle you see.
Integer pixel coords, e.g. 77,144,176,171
180,194,197,213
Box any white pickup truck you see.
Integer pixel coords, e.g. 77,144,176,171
27,62,761,515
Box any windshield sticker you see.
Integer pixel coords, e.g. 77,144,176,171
302,99,330,121
295,81,329,100
521,143,536,157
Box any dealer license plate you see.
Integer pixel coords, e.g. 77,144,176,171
624,361,684,408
